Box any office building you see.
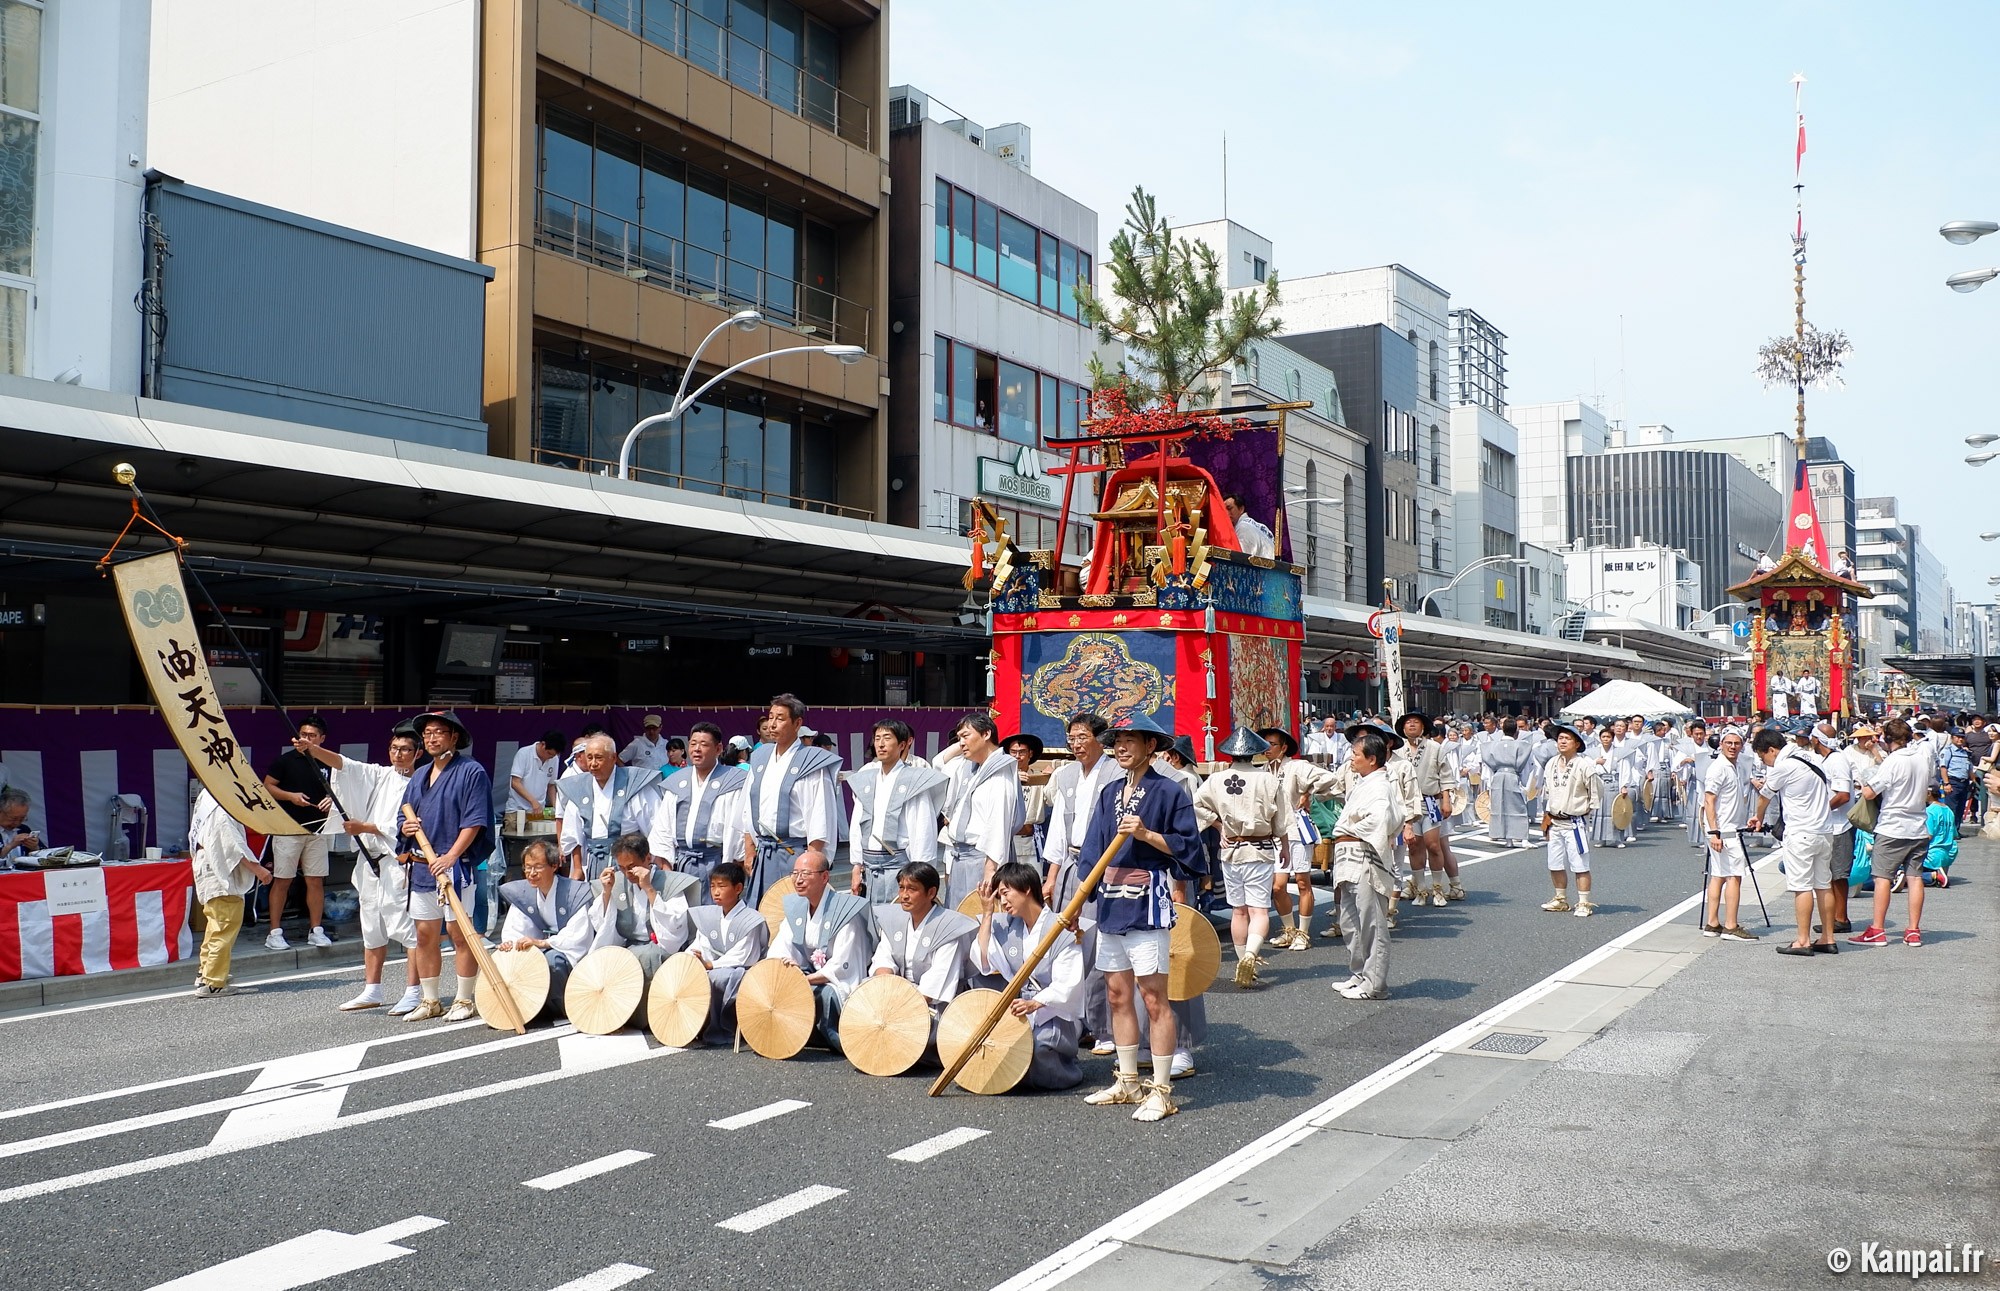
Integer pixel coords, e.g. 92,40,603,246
1855,496,1915,654
1563,542,1702,631
1506,398,1609,550
1448,402,1522,627
1566,447,1784,611
885,85,1095,554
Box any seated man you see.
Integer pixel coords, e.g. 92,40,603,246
869,861,978,1024
764,849,872,1054
0,788,41,864
496,840,597,999
584,833,699,977
971,860,1085,1090
686,861,769,1045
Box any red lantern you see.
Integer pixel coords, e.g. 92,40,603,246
1480,673,1493,691
1356,660,1370,680
1438,676,1450,693
1331,660,1346,681
829,648,850,669
1458,662,1471,683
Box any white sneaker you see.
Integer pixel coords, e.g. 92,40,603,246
306,927,333,948
263,930,289,951
385,988,423,1017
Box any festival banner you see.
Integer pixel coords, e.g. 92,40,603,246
110,550,304,836
1378,613,1406,719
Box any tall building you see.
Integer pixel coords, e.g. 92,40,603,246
1805,438,1858,562
1506,398,1609,550
885,85,1095,553
1641,431,1794,496
1566,447,1784,611
1854,497,1914,654
151,0,892,518
1448,403,1522,627
1280,266,1455,611
6,0,151,388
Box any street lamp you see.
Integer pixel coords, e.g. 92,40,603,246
1941,220,2000,246
1947,268,2000,294
1417,555,1530,616
1982,532,2000,541
1968,434,2000,447
616,308,865,480
1968,449,2000,466
1687,602,1750,631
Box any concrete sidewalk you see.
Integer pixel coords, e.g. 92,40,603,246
1063,837,1999,1290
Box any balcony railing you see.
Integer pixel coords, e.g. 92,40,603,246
531,447,872,520
569,0,872,150
535,190,870,348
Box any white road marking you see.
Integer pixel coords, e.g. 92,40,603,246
715,1184,848,1233
992,868,1746,1291
706,1098,810,1131
144,1214,447,1290
545,1263,653,1291
888,1126,990,1163
523,1149,655,1191
558,1031,656,1070
0,1042,678,1204
210,1088,350,1149
0,1021,484,1123
0,1026,578,1161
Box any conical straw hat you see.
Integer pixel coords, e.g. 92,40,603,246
936,988,1031,1095
839,974,931,1076
566,945,644,1035
476,947,552,1030
1168,902,1221,1001
737,958,816,1059
646,951,712,1048
759,875,796,937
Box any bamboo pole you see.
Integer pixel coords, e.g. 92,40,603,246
928,831,1130,1096
401,804,526,1035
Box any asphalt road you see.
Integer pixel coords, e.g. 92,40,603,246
0,819,1726,1291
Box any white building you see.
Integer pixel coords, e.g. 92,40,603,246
1655,431,1797,496
1448,403,1522,628
5,0,152,389
1279,264,1456,612
888,86,1097,555
1519,541,1568,636
1506,399,1609,550
1563,542,1702,630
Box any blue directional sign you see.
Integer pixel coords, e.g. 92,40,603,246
1731,620,1751,639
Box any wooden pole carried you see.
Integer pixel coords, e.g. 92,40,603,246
401,803,526,1035
928,831,1129,1096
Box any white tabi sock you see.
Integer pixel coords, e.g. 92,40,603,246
352,984,384,1004
1115,1044,1140,1079
419,976,440,1002
1245,932,1264,959
1152,1055,1173,1089
455,974,477,1003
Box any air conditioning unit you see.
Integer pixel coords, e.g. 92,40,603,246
888,85,928,129
942,117,984,147
986,122,1031,173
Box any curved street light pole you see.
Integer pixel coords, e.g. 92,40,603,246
616,308,864,481
1416,555,1529,617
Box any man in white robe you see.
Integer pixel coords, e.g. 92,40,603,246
1040,712,1119,1053
935,713,1023,910
847,719,948,920
765,849,873,1054
651,722,748,904
868,861,977,1041
557,733,667,880
495,839,596,1017
971,859,1086,1089
733,694,842,905
583,834,698,983
295,723,421,1014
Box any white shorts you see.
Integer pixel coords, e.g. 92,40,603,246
407,874,475,925
1781,831,1833,893
1284,841,1315,875
1222,859,1276,908
354,862,417,950
270,834,329,879
1546,819,1591,874
1095,927,1171,977
1706,834,1750,879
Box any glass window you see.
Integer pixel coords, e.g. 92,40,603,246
632,375,680,481
723,402,763,498
726,188,764,307
685,6,723,75
729,0,766,44
684,170,727,292
728,31,762,93
540,110,593,205
997,211,1037,302
640,0,681,51
996,361,1035,444
1057,243,1078,319
803,220,836,333
1039,373,1058,438
0,110,34,277
0,0,41,114
1038,233,1058,310
0,280,23,377
680,397,724,493
763,409,793,501
535,353,591,462
800,423,837,505
973,351,998,432
934,339,951,422
766,0,801,64
974,199,998,283
934,177,951,266
1060,381,1081,437
1075,249,1091,292
764,207,798,322
951,341,977,427
950,187,975,273
594,132,641,227
803,19,839,131
589,363,638,469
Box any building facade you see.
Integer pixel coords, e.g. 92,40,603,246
1562,542,1702,630
1855,496,1914,655
1565,447,1784,612
1448,403,1521,627
885,85,1095,556
1506,398,1608,550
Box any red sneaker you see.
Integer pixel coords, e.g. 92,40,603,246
1847,927,1888,946
1903,928,1923,947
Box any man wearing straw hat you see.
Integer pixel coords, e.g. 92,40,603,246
1538,722,1602,916
1257,725,1342,949
398,709,493,1022
1080,712,1201,1123
1193,728,1286,988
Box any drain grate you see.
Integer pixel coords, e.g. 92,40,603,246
1469,1031,1548,1055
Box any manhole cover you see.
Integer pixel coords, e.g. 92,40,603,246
1469,1031,1547,1055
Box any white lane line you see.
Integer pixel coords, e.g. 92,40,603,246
523,1149,655,1191
0,1021,484,1123
545,1265,653,1291
558,1031,655,1070
707,1098,810,1131
145,1214,447,1290
0,1042,678,1204
991,878,1728,1291
715,1184,848,1233
888,1127,990,1163
0,1026,581,1161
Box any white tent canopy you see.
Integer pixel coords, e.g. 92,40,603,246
1559,678,1693,721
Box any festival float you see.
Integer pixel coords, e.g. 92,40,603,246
969,386,1311,759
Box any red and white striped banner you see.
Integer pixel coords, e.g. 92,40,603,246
0,862,195,982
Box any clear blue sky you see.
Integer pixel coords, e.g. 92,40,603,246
892,1,2000,618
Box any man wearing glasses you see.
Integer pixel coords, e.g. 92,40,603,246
763,848,873,1054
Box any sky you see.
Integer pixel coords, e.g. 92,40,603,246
890,0,2000,610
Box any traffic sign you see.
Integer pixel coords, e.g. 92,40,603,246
1731,620,1751,639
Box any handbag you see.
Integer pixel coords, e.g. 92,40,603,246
1847,792,1878,832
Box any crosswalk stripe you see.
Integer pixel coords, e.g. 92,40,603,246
144,1215,447,1290
716,1185,848,1233
544,1265,653,1291
888,1127,989,1163
523,1150,655,1191
707,1099,810,1131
